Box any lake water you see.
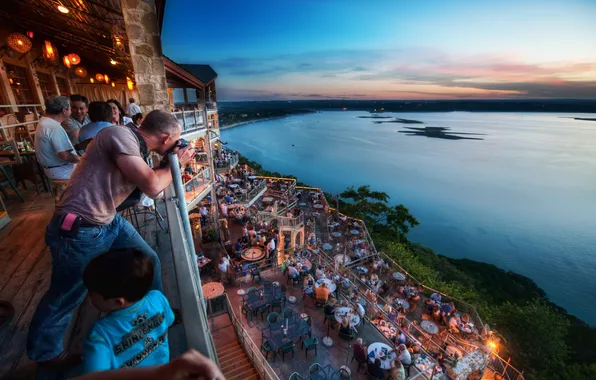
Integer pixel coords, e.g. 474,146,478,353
222,111,596,325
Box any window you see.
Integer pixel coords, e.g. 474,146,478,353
4,64,35,105
186,88,197,103
172,88,185,104
55,76,68,96
37,72,56,100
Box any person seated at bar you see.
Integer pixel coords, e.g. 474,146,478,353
315,282,331,302
62,94,90,144
367,358,385,380
107,99,132,126
35,95,81,180
82,249,174,373
79,102,115,143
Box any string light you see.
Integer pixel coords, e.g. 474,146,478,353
111,82,116,87
90,78,94,83
57,4,69,13
126,76,134,91
110,59,117,65
103,74,109,84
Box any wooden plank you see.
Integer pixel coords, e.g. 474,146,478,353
0,251,52,378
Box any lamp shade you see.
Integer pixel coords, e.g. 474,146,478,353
95,73,104,82
66,53,81,65
7,33,32,54
74,67,87,78
42,40,59,64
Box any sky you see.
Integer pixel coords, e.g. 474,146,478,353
162,0,596,101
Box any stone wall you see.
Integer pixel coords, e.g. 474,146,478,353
121,0,169,113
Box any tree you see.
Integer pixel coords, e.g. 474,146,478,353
338,186,419,243
492,300,570,377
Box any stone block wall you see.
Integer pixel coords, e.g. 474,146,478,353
121,0,169,113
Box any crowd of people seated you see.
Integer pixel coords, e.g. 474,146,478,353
34,95,144,181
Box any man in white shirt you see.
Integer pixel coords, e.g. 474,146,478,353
398,344,412,365
125,97,142,117
35,95,81,180
200,205,209,225
267,237,276,265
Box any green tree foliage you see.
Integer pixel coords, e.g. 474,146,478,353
492,300,570,377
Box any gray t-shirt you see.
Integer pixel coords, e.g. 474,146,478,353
56,126,142,225
34,116,76,168
62,115,90,144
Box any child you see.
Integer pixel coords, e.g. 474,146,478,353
82,249,174,373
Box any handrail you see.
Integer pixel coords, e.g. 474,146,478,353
238,180,268,204
172,109,206,134
163,153,218,363
223,294,281,380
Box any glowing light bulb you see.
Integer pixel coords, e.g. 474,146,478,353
57,5,69,13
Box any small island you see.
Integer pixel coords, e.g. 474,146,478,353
372,118,424,124
399,126,485,140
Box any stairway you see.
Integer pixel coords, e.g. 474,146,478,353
216,339,260,380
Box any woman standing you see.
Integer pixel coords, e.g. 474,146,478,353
107,99,132,126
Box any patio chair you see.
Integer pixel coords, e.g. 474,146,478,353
251,265,262,283
351,349,367,373
261,340,276,362
280,341,295,361
315,298,328,308
301,336,318,358
267,312,281,326
282,307,295,320
241,302,253,321
339,367,351,380
263,280,273,294
256,304,270,320
309,363,322,375
287,273,300,287
289,372,302,380
339,330,355,342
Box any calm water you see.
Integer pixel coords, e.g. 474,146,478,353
222,111,596,325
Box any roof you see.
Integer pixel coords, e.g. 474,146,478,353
179,64,218,85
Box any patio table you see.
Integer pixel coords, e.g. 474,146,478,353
262,315,311,350
322,243,333,251
421,320,439,335
331,232,342,238
367,342,397,370
350,229,360,235
202,282,224,300
228,184,238,188
334,307,360,327
245,288,284,311
392,272,406,281
315,279,336,293
313,204,324,209
334,254,351,266
242,247,265,261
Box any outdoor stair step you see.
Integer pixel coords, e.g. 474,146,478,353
243,373,260,380
226,366,258,380
222,360,253,378
217,344,243,360
219,351,249,369
220,355,250,372
216,340,241,354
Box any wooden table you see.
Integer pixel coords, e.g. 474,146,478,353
197,257,211,268
202,282,224,300
242,247,265,261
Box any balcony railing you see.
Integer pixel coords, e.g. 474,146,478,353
237,180,268,206
214,152,239,173
183,166,213,209
163,153,218,363
172,109,206,135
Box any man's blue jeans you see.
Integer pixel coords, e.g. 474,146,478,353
26,214,163,362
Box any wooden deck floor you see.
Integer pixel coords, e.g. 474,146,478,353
0,190,55,380
0,189,170,380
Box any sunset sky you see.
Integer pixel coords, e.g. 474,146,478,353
162,0,596,101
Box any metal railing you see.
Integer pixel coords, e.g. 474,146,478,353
488,352,525,380
237,180,268,205
172,109,206,135
0,104,41,141
183,167,213,209
163,153,218,363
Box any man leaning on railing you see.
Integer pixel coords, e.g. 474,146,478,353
26,110,195,370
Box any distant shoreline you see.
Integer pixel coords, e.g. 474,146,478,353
220,116,289,131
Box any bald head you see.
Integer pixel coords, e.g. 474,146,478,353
140,109,181,136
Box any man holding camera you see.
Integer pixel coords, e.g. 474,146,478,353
27,110,195,369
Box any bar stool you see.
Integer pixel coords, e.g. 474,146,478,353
50,179,69,204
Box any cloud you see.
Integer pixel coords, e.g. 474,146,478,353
199,48,596,100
